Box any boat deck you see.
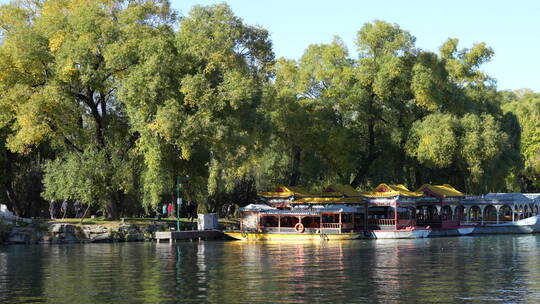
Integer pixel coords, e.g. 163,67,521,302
154,230,225,243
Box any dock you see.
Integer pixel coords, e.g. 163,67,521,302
154,230,225,243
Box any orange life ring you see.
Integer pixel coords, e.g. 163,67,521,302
294,223,305,233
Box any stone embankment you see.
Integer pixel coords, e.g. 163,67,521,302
1,223,169,245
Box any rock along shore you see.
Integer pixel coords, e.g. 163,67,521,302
0,222,170,245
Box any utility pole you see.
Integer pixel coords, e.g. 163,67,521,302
176,176,190,231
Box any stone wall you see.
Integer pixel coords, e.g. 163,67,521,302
0,223,169,245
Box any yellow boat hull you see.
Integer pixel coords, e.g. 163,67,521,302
224,231,361,241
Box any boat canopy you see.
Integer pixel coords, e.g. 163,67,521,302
258,185,315,198
416,184,464,198
240,204,277,211
259,206,360,216
293,196,364,204
258,183,466,201
483,193,539,201
363,184,423,198
323,184,365,197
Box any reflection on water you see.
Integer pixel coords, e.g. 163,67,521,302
1,235,540,303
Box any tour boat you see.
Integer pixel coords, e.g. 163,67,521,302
413,184,475,237
233,185,540,240
459,193,540,235
362,184,432,239
224,204,363,241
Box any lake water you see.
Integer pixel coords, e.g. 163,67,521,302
1,235,540,303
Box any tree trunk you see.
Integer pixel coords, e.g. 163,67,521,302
4,188,22,217
351,119,378,188
289,146,302,186
105,195,120,220
2,151,22,216
80,204,91,224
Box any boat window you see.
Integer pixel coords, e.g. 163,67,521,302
322,214,339,223
260,216,278,227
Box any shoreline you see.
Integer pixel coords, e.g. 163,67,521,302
0,218,228,245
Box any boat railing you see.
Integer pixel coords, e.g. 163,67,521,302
321,223,341,229
261,227,342,233
368,219,395,226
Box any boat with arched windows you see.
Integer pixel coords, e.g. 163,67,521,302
224,184,540,240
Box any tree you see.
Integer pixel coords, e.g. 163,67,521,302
0,128,49,217
121,3,275,212
266,21,514,194
502,91,540,191
406,113,508,193
0,0,176,218
264,38,356,188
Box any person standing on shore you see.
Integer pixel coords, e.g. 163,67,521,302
73,200,81,218
167,203,173,218
49,199,57,219
162,203,167,218
61,199,69,219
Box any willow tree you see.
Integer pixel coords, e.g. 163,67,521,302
404,38,518,193
502,91,540,191
120,3,274,212
265,38,357,188
0,0,176,218
405,113,508,193
266,20,515,193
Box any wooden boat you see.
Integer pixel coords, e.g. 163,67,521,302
224,204,363,241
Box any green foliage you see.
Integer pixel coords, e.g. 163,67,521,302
407,113,507,190
0,0,175,218
502,91,540,190
406,113,460,168
0,1,536,219
41,147,140,215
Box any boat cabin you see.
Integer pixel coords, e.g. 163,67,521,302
239,204,361,234
364,184,421,231
415,184,465,228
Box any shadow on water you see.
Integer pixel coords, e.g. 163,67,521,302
1,235,540,303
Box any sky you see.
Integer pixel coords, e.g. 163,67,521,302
169,0,539,92
0,0,537,91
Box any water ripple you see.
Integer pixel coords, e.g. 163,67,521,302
1,235,540,303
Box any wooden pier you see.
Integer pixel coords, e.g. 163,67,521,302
154,230,225,243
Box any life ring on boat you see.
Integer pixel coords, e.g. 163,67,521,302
294,223,305,233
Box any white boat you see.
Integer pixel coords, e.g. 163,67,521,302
472,215,540,234
369,227,431,239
